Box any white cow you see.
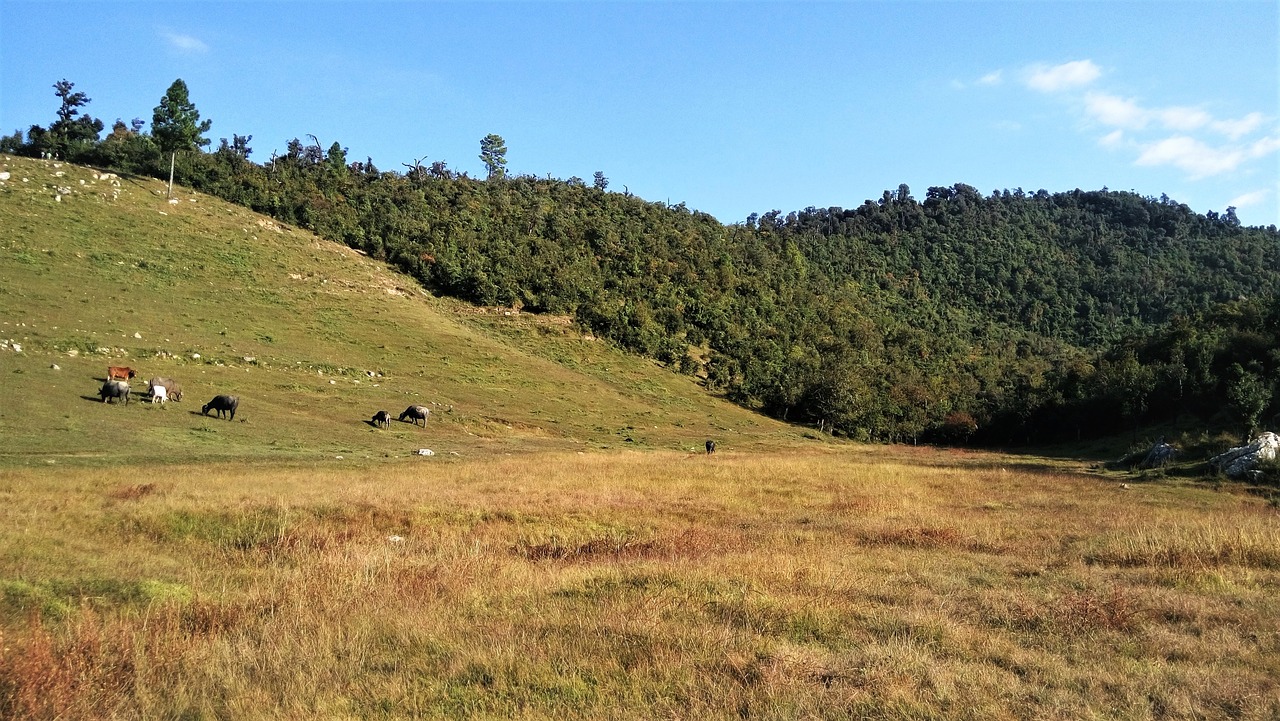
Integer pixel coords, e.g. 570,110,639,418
150,385,168,404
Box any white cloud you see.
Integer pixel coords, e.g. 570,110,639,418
1083,93,1274,150
1005,58,1275,187
978,70,1003,86
1156,106,1213,132
1085,93,1148,129
1211,112,1264,140
1132,135,1280,179
1024,60,1101,92
162,30,209,54
1246,135,1280,158
1226,188,1270,209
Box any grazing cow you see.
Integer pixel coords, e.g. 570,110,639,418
202,394,239,420
147,377,183,402
372,410,392,428
150,385,168,404
107,366,136,381
399,405,430,427
706,439,716,454
100,379,130,405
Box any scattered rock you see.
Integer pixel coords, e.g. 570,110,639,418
133,332,142,339
416,449,435,456
50,364,60,370
1209,432,1280,480
388,535,405,544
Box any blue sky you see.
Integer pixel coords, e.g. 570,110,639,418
2,1,1277,226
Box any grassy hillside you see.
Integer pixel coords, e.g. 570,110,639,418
0,154,804,466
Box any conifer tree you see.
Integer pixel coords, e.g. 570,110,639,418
152,79,211,198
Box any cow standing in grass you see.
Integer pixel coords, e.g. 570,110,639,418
706,439,716,454
399,405,429,427
148,377,183,402
100,379,130,405
107,366,136,381
372,410,391,428
202,394,239,420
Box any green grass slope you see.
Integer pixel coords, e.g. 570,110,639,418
0,155,805,466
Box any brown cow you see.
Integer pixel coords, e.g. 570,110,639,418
107,366,136,381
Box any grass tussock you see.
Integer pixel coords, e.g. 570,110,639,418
1086,521,1280,569
1,448,1279,719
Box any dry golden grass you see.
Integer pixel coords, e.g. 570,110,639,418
2,447,1278,719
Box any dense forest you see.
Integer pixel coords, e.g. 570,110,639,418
6,79,1279,446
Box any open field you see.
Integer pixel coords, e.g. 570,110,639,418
2,448,1278,719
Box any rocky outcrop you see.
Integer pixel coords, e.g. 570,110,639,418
1209,432,1279,480
1139,441,1178,469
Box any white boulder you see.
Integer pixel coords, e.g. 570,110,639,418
1209,432,1279,480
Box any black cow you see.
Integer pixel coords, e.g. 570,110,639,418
202,394,239,420
372,410,391,428
706,439,716,454
100,379,131,405
399,405,430,427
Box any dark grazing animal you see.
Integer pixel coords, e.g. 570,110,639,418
147,377,183,402
399,405,430,427
706,439,716,454
202,394,239,420
372,410,391,428
107,366,136,381
100,379,131,405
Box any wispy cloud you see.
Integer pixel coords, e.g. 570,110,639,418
1134,134,1280,179
1211,112,1265,140
1085,93,1266,140
1084,93,1145,129
1099,129,1125,149
1024,60,1101,93
161,30,209,54
978,70,1003,87
952,70,1004,91
1227,188,1270,209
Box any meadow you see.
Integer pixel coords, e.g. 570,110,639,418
2,449,1278,719
2,155,1278,718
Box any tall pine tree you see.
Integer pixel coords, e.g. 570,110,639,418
152,79,211,198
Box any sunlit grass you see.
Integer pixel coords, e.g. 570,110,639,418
2,447,1277,719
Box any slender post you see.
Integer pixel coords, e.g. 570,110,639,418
167,151,176,199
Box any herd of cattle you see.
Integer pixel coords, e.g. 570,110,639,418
96,366,721,451
97,365,431,428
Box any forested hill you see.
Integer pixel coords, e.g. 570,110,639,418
8,128,1279,445
784,185,1277,347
